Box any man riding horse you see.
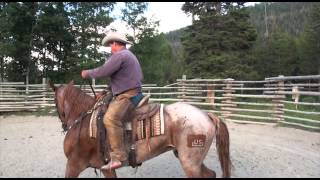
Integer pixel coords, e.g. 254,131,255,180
81,32,144,170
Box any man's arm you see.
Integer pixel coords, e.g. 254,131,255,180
82,53,123,79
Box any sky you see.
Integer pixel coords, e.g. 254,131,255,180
145,2,192,33
106,2,190,34
145,2,258,33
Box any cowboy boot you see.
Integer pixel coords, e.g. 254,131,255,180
101,125,127,170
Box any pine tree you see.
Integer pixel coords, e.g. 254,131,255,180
66,2,115,82
181,3,258,79
298,4,320,75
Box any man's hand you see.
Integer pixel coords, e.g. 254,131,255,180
81,70,89,79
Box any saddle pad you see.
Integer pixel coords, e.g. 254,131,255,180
90,102,166,140
89,107,98,138
89,93,111,138
136,104,165,140
89,101,104,138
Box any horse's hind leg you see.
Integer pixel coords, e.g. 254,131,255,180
101,169,117,178
176,148,204,177
176,136,214,177
65,158,87,178
201,163,216,178
180,163,201,177
179,160,216,178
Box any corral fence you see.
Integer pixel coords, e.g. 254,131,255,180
1,75,319,131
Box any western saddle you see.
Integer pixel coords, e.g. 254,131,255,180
89,92,163,168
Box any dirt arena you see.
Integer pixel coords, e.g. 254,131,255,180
0,115,319,178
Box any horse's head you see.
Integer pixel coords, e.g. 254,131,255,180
48,80,95,132
48,80,75,131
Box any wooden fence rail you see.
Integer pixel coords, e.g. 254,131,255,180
1,75,319,131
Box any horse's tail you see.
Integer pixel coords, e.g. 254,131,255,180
208,113,231,178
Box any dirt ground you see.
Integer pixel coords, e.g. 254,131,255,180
0,115,319,178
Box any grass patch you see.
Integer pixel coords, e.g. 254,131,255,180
283,105,320,128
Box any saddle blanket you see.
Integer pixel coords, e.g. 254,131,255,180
89,103,165,140
133,104,165,140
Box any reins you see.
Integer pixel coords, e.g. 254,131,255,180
80,79,97,99
58,81,105,138
87,79,97,99
64,94,101,133
61,80,97,134
63,85,110,133
66,110,92,132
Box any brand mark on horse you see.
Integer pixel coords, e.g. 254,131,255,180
187,134,206,147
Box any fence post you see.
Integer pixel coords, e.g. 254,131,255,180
221,78,234,121
0,80,2,99
207,84,215,108
273,75,285,122
292,85,299,109
181,74,187,102
25,75,29,105
42,78,46,108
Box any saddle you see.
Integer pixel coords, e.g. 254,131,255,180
89,93,165,168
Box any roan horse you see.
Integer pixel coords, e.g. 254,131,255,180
49,80,231,178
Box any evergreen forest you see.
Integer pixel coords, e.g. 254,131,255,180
0,2,319,85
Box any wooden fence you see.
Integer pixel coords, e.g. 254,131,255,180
1,75,319,131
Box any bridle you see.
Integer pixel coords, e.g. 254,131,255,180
54,84,84,133
53,81,103,133
80,79,97,99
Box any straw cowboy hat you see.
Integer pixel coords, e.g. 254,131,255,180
101,32,132,46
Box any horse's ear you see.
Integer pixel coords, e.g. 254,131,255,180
48,80,56,92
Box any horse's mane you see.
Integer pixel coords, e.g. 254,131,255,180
63,83,96,118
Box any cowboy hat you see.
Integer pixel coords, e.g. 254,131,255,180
101,32,132,46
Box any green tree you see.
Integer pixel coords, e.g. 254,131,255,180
120,2,159,44
0,2,10,81
248,2,319,38
251,3,319,78
33,2,75,82
120,2,177,84
131,33,178,85
182,2,245,21
297,4,320,75
253,32,300,77
165,28,186,76
121,2,147,42
66,2,115,83
181,3,258,79
1,2,40,83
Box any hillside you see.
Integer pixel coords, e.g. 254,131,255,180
248,2,319,38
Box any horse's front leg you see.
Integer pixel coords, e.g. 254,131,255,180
101,169,117,178
65,158,88,178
